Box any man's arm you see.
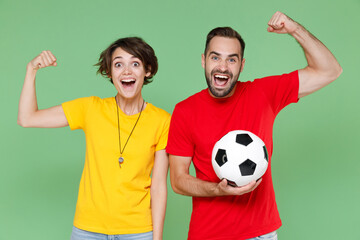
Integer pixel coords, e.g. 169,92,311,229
169,155,261,197
267,11,343,98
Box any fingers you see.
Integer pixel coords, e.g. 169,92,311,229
30,51,57,70
246,178,262,192
267,11,298,34
217,178,262,196
39,50,57,68
268,11,284,29
235,179,261,194
267,26,275,32
267,11,287,33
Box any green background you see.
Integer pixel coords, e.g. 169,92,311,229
1,0,359,239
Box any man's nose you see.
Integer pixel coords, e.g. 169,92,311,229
218,60,229,71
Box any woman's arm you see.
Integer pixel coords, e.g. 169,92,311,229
151,149,169,240
18,51,68,128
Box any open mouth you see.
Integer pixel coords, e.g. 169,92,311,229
213,74,230,87
121,78,136,87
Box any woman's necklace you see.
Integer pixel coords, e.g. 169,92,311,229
115,96,145,168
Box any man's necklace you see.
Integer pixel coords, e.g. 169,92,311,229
115,96,145,168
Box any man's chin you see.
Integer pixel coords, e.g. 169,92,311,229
209,87,230,98
206,76,237,98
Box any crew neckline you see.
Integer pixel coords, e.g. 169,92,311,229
202,81,244,104
114,100,150,118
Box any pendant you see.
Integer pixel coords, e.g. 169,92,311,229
118,157,124,167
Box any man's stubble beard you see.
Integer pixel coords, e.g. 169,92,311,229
205,67,241,98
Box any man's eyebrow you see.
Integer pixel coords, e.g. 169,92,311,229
209,51,220,56
209,51,240,59
228,53,240,59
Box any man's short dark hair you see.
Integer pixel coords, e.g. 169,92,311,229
204,27,245,59
96,37,158,85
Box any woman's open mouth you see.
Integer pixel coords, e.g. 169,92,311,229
121,78,136,87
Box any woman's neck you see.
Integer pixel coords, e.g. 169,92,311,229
115,94,145,116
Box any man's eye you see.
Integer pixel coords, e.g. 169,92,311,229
229,59,236,63
212,56,219,61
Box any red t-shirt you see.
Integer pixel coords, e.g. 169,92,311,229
167,71,299,240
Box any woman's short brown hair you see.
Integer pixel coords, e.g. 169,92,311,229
95,37,158,85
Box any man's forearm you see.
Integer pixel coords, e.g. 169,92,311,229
170,169,261,197
171,173,219,197
267,11,342,98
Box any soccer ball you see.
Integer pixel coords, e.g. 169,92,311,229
211,130,269,187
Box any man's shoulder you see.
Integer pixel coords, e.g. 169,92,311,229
252,71,299,84
175,88,207,110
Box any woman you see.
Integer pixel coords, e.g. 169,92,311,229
18,37,170,240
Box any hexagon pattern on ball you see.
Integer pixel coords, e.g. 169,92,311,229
212,130,268,187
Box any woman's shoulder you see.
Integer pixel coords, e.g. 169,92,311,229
68,96,110,102
65,96,115,110
146,103,171,119
82,96,115,106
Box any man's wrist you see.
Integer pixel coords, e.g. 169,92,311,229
210,181,221,196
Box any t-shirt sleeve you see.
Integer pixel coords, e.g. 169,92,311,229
166,104,194,157
155,113,171,151
254,70,299,115
61,97,93,130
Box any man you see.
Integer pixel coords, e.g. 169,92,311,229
166,11,342,240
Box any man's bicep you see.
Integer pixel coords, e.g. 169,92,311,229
169,155,192,175
298,66,338,98
298,67,318,98
169,155,192,193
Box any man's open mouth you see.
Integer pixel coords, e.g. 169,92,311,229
213,74,230,87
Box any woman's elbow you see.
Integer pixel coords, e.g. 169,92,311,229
17,116,29,127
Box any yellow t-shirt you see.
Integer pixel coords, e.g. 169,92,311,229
62,96,170,234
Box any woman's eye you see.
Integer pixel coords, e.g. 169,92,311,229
115,63,122,67
133,62,140,67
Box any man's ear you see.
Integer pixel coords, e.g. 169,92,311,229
201,53,205,69
240,58,245,72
